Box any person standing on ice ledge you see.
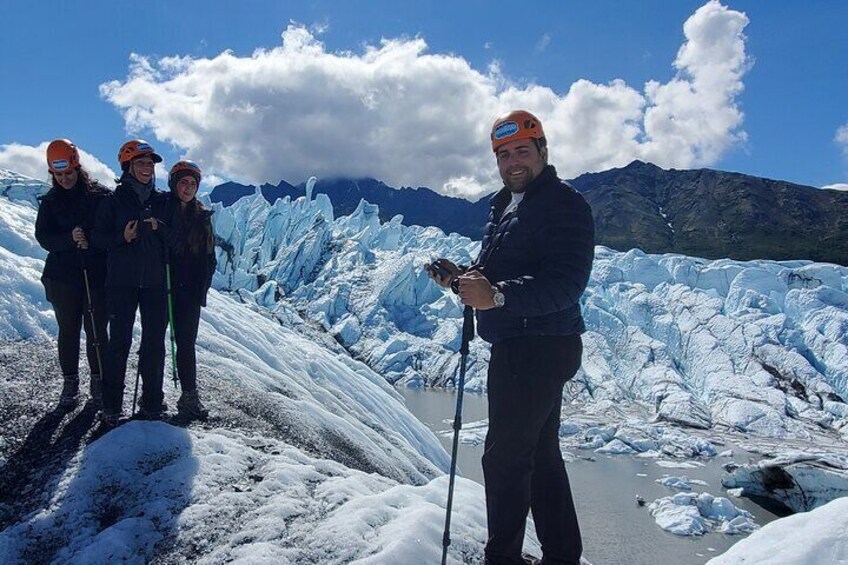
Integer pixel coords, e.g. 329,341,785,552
427,110,595,565
92,140,181,426
165,160,217,420
35,139,111,409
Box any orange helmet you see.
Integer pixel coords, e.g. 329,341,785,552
46,139,80,173
168,160,202,190
118,139,163,168
490,110,545,153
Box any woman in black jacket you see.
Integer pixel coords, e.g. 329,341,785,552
167,160,217,420
92,139,181,425
35,139,110,408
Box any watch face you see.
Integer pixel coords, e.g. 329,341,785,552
494,291,505,307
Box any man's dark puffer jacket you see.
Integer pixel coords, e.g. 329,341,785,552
92,181,181,288
473,164,595,344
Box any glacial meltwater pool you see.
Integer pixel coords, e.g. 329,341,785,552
399,387,781,565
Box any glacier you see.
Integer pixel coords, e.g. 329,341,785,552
2,167,847,564
209,184,848,447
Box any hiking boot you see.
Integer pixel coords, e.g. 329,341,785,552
99,410,122,429
177,389,209,420
136,404,167,421
58,374,79,408
521,555,541,565
138,395,168,413
89,374,103,407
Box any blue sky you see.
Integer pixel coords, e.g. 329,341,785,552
1,1,846,197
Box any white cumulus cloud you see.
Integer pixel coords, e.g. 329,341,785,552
100,1,750,199
822,183,848,191
836,123,848,158
0,142,119,188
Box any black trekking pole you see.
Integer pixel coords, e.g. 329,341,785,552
441,305,475,565
79,247,105,404
164,243,179,389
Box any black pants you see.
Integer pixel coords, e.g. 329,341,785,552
172,286,202,392
44,277,108,378
483,334,583,565
103,286,168,414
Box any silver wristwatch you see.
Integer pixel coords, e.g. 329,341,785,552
492,288,506,308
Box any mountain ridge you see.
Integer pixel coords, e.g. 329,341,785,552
163,162,848,266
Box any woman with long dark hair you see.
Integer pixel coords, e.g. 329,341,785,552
167,160,217,420
35,139,110,408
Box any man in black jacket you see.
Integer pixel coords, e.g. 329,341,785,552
428,111,594,565
93,139,181,425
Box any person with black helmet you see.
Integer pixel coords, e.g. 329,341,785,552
165,160,217,420
427,111,594,565
35,139,111,409
92,139,181,425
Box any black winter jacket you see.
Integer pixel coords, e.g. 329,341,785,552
92,180,181,288
35,180,110,289
473,165,595,344
166,195,217,307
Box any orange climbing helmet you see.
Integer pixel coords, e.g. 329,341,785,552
168,160,202,190
117,139,163,169
46,139,80,173
490,110,546,153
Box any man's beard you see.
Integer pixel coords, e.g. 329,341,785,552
503,167,534,192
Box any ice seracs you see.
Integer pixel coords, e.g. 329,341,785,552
208,187,848,449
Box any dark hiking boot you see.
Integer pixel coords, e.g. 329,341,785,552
99,410,122,429
177,389,209,420
136,404,167,421
522,554,541,565
58,374,79,408
89,374,103,407
138,395,168,413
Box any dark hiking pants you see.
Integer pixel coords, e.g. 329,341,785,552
45,278,108,378
483,334,583,565
103,286,168,414
172,286,202,392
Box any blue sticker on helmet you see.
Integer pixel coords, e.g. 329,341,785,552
51,159,70,171
137,143,152,152
493,121,520,140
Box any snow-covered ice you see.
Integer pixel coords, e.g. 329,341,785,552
721,452,848,512
648,491,758,536
0,170,509,564
205,183,848,450
2,167,847,563
656,475,710,490
706,496,848,564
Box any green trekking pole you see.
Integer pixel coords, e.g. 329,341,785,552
132,347,142,416
165,252,179,389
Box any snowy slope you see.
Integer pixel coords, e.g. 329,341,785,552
706,496,848,564
0,171,506,564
